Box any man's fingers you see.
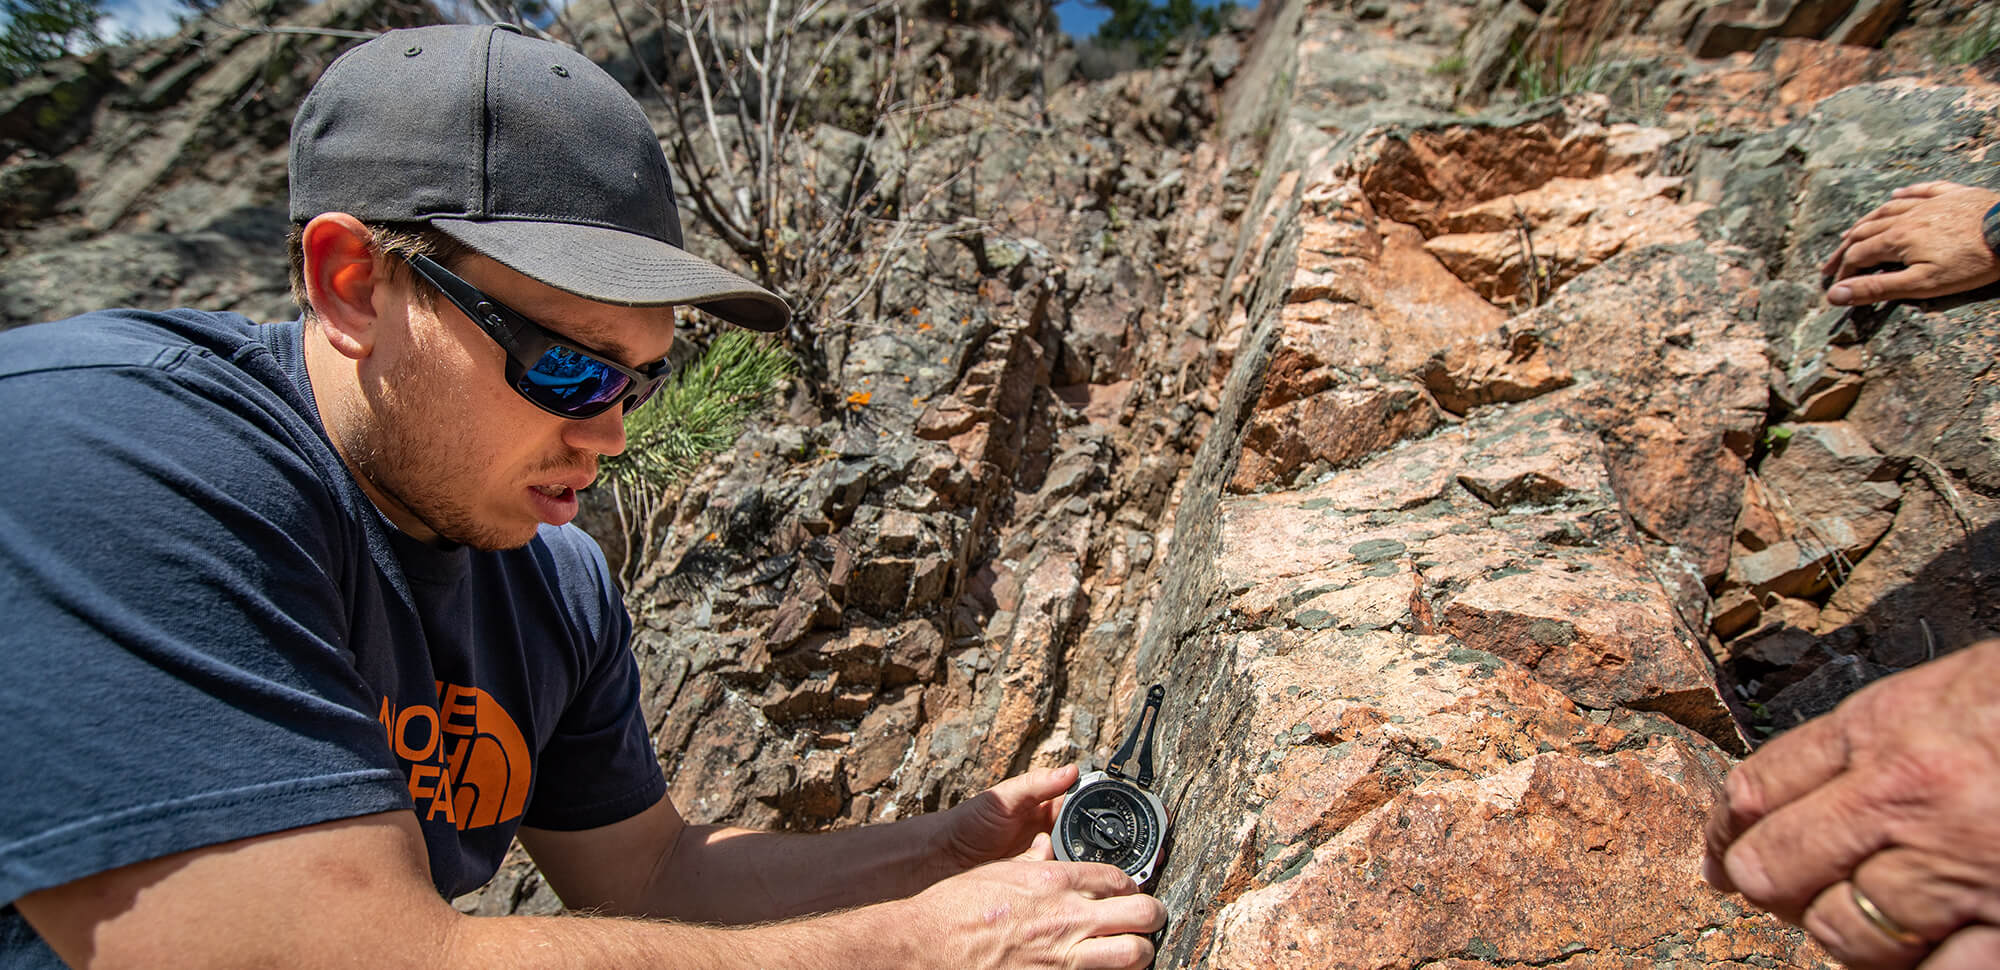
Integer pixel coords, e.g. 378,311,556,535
1040,762,1081,802
991,763,1079,811
1852,847,1991,941
1830,266,1935,306
1835,232,1906,281
1067,933,1156,970
1823,181,1977,282
1891,181,1962,199
1822,218,1886,277
1065,897,1167,970
1708,710,1850,854
1842,199,1922,240
1801,880,1928,970
1920,925,2000,970
1022,763,1077,831
1061,861,1143,899
1072,891,1167,936
1723,768,1895,918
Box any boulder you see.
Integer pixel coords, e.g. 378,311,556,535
1689,0,1887,58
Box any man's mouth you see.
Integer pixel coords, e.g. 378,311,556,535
527,481,584,527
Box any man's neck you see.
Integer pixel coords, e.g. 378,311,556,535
301,323,440,544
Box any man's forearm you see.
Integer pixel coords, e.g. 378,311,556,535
637,812,962,923
445,902,921,970
17,811,931,970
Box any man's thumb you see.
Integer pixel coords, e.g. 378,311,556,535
1017,832,1056,862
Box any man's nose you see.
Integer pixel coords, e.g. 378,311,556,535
564,405,628,458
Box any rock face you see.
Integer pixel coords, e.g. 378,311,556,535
9,0,2000,966
1132,3,1996,964
0,0,432,325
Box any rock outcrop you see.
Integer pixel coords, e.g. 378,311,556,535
6,0,2000,965
1131,2,1996,964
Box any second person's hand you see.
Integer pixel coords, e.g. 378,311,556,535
1821,181,2000,306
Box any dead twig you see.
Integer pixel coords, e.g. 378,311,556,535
1745,470,1857,590
1910,454,1977,538
1513,201,1541,309
195,17,381,40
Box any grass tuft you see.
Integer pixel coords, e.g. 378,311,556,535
1430,53,1466,76
1507,38,1614,101
1936,7,2000,65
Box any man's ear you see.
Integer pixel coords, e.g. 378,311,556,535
301,213,382,360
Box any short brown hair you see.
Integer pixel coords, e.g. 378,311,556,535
286,221,474,320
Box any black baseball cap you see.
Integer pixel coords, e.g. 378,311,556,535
288,23,789,332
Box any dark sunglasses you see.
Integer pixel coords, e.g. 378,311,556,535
401,254,670,420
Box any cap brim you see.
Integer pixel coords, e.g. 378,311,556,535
432,219,791,332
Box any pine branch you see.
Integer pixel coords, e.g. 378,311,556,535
603,329,794,494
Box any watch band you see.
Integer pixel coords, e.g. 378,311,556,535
1983,200,2000,260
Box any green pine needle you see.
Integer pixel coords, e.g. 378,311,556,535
603,330,794,493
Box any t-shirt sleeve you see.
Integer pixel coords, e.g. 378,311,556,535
519,529,666,832
0,340,411,905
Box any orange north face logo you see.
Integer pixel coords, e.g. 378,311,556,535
379,682,531,830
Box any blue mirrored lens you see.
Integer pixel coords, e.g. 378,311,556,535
520,346,631,412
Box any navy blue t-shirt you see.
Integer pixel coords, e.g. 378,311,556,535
0,309,667,963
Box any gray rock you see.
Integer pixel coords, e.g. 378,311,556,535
1764,654,1896,728
0,50,115,156
1689,0,1877,57
1458,1,1539,106
0,161,79,227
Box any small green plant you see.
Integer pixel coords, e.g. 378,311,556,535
1507,37,1613,102
1429,53,1466,77
602,329,794,584
1935,7,2000,65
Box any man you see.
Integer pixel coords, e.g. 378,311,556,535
0,23,1163,969
1705,180,2000,969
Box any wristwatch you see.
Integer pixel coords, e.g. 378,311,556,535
1053,684,1171,887
1982,200,2000,259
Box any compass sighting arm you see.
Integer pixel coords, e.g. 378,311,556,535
1106,684,1164,788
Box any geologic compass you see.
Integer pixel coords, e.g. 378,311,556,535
1053,684,1170,886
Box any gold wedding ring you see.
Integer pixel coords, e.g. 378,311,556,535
1851,883,1927,947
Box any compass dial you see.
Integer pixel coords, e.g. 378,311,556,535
1057,781,1161,876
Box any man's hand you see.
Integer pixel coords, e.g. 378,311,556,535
1703,639,2000,969
1821,181,2000,306
935,764,1079,869
905,853,1165,970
